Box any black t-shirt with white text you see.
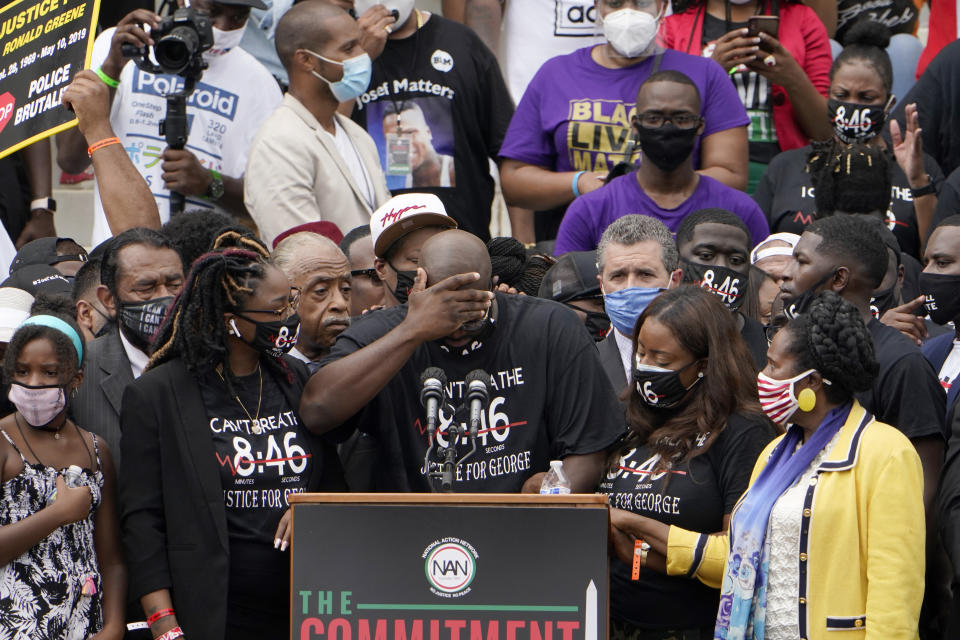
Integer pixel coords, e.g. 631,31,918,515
599,412,775,629
351,15,514,241
320,293,625,492
201,367,314,545
754,144,944,259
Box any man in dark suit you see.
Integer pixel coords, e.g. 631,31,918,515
593,215,681,396
71,228,185,460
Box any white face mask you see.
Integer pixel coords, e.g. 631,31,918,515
600,8,660,59
353,0,416,27
206,25,246,58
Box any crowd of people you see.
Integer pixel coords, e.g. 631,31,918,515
1,0,960,639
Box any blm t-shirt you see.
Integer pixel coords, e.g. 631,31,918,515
598,412,775,629
201,367,314,545
350,15,514,242
320,293,625,492
754,144,944,259
89,29,282,245
857,319,947,441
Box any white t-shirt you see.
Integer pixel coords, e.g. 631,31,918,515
322,120,375,210
89,29,282,245
939,338,960,394
502,0,604,103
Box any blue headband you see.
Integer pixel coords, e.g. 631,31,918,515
18,315,84,364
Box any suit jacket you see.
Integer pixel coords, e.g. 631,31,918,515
923,332,959,423
244,93,391,246
598,332,627,399
119,357,343,639
71,330,134,464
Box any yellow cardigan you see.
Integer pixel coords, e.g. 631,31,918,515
666,401,925,640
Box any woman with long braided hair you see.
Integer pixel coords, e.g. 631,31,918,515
119,232,342,640
610,291,925,639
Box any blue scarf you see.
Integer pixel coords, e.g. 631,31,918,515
715,403,851,639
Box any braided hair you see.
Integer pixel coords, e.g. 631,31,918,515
807,140,892,218
783,291,878,404
487,237,527,286
148,232,289,390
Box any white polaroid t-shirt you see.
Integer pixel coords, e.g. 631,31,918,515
89,29,282,245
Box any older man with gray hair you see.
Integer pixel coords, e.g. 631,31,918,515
595,215,682,395
273,231,353,372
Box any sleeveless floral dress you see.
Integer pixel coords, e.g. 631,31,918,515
0,429,104,640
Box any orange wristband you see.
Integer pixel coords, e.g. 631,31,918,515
87,137,121,157
632,538,649,580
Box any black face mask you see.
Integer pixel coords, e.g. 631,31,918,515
869,284,899,319
117,296,174,351
564,303,610,341
633,359,703,410
233,313,301,358
919,272,960,325
681,260,747,311
783,270,836,320
827,97,892,144
636,123,699,173
387,259,417,305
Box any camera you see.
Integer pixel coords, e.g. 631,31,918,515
122,7,214,80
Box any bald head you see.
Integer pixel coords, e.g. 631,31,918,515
275,0,357,71
420,230,492,288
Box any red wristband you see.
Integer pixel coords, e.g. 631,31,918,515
157,626,184,640
147,608,175,626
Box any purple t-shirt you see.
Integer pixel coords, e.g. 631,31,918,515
498,47,749,174
554,173,770,254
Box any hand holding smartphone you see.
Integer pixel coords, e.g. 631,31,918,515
747,16,779,52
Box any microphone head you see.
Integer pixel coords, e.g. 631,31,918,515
465,369,491,401
421,367,447,388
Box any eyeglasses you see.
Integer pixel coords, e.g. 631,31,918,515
350,268,381,283
635,112,703,130
239,287,301,318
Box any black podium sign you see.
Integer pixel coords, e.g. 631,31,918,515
0,0,101,158
291,495,609,640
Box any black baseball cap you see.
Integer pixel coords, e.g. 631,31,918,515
538,251,602,303
10,237,88,275
216,0,268,10
2,264,74,297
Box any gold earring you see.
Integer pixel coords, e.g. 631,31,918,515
797,387,816,413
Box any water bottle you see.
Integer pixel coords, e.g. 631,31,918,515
540,460,572,494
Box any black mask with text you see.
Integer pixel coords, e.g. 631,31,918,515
117,296,174,351
637,123,698,172
633,360,703,410
919,272,960,325
869,283,899,319
681,260,746,311
233,313,301,358
827,97,891,144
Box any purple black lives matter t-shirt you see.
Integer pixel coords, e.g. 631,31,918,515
498,46,750,175
554,172,770,254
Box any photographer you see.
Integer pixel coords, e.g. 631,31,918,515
56,0,281,245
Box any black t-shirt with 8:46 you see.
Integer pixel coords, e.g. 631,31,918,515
350,14,514,241
599,412,775,630
754,144,944,259
320,293,625,493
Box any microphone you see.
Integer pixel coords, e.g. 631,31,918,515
464,369,491,439
420,367,447,442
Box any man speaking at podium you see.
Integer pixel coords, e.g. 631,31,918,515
300,223,623,493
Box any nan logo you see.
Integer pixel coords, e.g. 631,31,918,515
423,538,477,598
431,49,454,73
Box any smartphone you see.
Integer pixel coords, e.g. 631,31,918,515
747,15,779,52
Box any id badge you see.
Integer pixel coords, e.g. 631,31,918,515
386,133,413,175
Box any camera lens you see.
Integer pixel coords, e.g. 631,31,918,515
155,25,200,74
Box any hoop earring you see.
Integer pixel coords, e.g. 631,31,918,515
797,387,817,413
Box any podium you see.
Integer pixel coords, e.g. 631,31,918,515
290,494,610,640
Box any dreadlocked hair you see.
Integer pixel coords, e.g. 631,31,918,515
806,139,892,217
211,229,271,257
147,247,295,392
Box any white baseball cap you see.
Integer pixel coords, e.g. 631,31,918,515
750,232,800,265
0,287,35,343
369,193,457,259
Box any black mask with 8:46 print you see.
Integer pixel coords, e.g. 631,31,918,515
637,123,698,172
235,313,301,358
117,296,174,351
633,360,703,409
827,97,890,144
919,272,960,325
681,260,746,311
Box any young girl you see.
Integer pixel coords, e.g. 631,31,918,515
0,314,124,640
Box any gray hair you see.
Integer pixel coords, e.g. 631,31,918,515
596,215,679,273
272,232,343,278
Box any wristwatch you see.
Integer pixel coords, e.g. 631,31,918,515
29,197,56,212
205,169,225,201
910,175,936,199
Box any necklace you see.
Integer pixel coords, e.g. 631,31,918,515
217,364,264,434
